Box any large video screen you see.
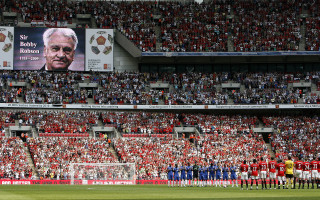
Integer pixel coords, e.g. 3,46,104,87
0,27,114,71
0,27,14,70
86,29,114,71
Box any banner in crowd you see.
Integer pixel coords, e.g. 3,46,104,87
0,180,160,185
85,29,114,71
0,27,114,71
0,179,275,185
2,103,320,110
142,51,320,57
0,26,14,70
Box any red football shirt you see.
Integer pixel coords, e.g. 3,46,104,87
251,163,259,176
295,160,303,171
268,160,277,173
303,162,310,171
259,161,268,171
318,161,320,172
240,164,249,172
310,161,318,171
277,163,286,176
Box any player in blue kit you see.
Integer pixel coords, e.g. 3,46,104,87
180,163,186,187
173,164,180,187
208,162,216,186
203,164,209,187
167,164,173,187
230,163,238,187
199,165,204,187
222,164,229,187
215,162,222,187
186,163,193,187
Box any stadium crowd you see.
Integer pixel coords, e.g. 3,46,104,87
0,110,319,183
231,0,301,52
305,1,320,51
158,1,229,52
101,111,180,135
264,116,320,161
1,71,320,105
1,0,320,52
113,130,269,180
181,114,257,132
27,137,118,180
0,137,33,179
16,110,98,134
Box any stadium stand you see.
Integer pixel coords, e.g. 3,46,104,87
0,137,33,179
264,116,320,161
1,0,320,51
27,137,118,179
232,0,301,52
16,110,98,135
101,111,180,135
0,0,320,185
1,71,320,105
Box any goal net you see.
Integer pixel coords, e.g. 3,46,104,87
69,163,136,185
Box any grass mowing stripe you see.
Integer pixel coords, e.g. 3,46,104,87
0,185,319,200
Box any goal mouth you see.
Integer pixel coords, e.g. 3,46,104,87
69,163,136,185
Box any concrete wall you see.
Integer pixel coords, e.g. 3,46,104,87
113,42,139,72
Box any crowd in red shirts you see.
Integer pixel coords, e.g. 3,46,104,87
1,1,320,52
114,137,197,180
264,116,320,160
0,137,33,179
198,133,270,167
101,111,180,135
27,137,118,180
158,1,229,52
181,114,257,134
113,123,269,180
16,110,98,135
232,0,301,52
305,1,320,51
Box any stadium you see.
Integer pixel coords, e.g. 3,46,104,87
0,0,320,199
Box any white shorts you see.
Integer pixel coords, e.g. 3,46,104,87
278,176,286,182
311,170,318,179
269,172,276,179
251,175,259,180
241,172,248,180
260,171,267,179
303,171,310,180
295,170,302,179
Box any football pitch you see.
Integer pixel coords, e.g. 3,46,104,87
0,185,319,200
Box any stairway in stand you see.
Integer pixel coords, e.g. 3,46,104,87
266,143,275,158
109,144,121,162
21,141,39,179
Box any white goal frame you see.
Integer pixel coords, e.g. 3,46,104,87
69,163,136,185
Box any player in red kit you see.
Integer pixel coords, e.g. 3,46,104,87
277,159,286,189
302,158,311,189
310,157,319,189
240,160,249,190
317,157,320,189
268,157,277,189
259,157,268,189
250,159,259,190
294,157,303,189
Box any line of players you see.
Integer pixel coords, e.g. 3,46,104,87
167,161,238,187
167,156,320,190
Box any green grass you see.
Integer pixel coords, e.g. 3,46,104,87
0,185,319,200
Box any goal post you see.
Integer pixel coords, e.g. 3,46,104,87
69,163,136,185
